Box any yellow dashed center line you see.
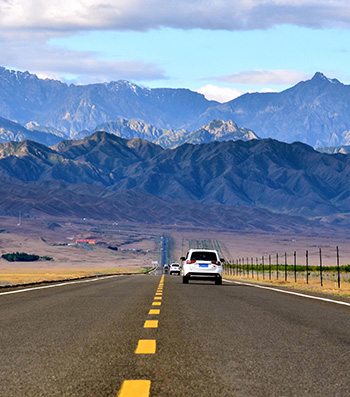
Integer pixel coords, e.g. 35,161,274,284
118,276,164,396
118,380,151,397
135,340,156,354
144,320,158,328
149,309,160,315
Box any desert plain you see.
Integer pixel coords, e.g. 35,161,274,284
2,214,350,296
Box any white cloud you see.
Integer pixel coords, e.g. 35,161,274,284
196,85,243,103
0,0,350,34
217,69,310,85
0,39,166,83
0,1,346,87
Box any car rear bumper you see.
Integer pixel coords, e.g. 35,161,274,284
185,272,222,280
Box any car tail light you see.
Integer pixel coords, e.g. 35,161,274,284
212,261,217,264
187,260,196,264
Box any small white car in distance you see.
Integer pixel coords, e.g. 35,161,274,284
181,249,224,285
169,263,181,276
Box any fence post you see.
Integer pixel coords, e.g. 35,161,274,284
256,257,259,280
337,246,340,289
243,257,245,277
294,251,297,283
284,252,287,281
276,253,279,280
247,257,249,277
251,257,254,279
262,255,265,280
269,254,272,280
306,250,309,284
319,248,323,287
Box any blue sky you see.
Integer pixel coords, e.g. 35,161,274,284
1,1,350,102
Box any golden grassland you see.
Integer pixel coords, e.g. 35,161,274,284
0,267,143,286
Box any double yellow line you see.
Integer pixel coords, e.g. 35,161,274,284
118,275,164,396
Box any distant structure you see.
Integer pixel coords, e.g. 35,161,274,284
17,211,21,226
76,239,96,245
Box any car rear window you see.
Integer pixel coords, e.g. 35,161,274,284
190,251,217,261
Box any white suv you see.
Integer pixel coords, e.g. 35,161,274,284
181,249,224,285
170,263,181,275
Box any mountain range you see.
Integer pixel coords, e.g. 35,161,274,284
316,145,350,154
1,67,350,147
85,119,258,148
0,117,62,146
215,72,350,147
1,132,350,222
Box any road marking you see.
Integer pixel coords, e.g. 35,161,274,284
144,320,158,328
135,340,156,354
148,309,160,315
224,279,350,307
155,292,162,295
118,380,151,396
0,275,124,297
119,276,163,396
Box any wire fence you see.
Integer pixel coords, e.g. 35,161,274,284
222,246,350,288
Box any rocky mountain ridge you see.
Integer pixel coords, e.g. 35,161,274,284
1,131,350,219
1,67,350,147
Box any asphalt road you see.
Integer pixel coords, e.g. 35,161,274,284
1,275,350,396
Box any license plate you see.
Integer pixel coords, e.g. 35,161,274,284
199,264,208,267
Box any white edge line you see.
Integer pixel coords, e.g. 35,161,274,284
0,274,125,296
223,278,350,307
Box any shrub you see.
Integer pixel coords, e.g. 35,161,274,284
1,252,52,262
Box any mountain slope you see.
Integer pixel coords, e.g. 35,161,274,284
79,119,258,148
0,67,218,135
0,177,327,233
2,67,350,147
1,132,350,217
177,119,258,146
0,117,62,146
316,145,350,154
212,72,350,147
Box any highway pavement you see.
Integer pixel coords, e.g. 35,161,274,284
1,274,350,396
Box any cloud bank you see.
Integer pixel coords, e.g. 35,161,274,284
217,70,310,86
0,1,345,86
1,0,350,35
196,85,244,103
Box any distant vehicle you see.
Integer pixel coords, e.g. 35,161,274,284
169,263,181,276
163,264,169,274
181,249,224,285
